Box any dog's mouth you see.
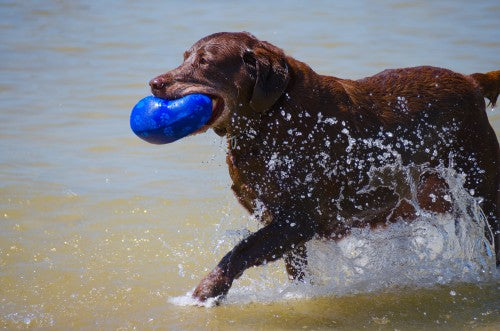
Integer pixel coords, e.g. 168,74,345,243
189,94,225,135
206,95,224,126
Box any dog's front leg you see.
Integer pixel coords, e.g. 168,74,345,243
192,219,316,302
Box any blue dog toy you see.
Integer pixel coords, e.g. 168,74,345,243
130,94,212,144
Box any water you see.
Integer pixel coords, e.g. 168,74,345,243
1,0,499,329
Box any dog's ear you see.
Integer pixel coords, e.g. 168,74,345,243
243,41,290,112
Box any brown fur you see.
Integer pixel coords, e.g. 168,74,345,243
470,70,500,106
149,32,500,302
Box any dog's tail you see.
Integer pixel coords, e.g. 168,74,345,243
470,70,500,107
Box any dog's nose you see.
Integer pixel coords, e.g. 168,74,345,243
149,77,166,90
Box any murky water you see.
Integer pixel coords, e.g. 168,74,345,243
1,0,499,329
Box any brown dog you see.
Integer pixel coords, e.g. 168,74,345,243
149,32,499,302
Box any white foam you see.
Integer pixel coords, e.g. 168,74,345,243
168,291,220,308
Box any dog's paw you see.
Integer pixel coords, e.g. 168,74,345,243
192,267,233,302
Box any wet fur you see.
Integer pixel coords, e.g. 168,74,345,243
149,32,500,302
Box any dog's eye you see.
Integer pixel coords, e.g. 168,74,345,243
198,57,208,66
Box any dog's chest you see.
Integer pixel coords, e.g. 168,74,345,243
225,128,340,211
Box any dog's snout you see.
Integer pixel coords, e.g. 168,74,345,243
149,77,167,90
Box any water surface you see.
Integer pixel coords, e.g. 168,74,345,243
0,0,499,329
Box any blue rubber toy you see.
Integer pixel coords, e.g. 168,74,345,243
130,94,212,144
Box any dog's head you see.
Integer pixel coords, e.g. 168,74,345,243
149,32,290,136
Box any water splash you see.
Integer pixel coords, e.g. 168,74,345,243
304,212,494,294
169,163,496,307
169,292,220,308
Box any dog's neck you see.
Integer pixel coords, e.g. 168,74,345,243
223,56,364,154
225,114,262,152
